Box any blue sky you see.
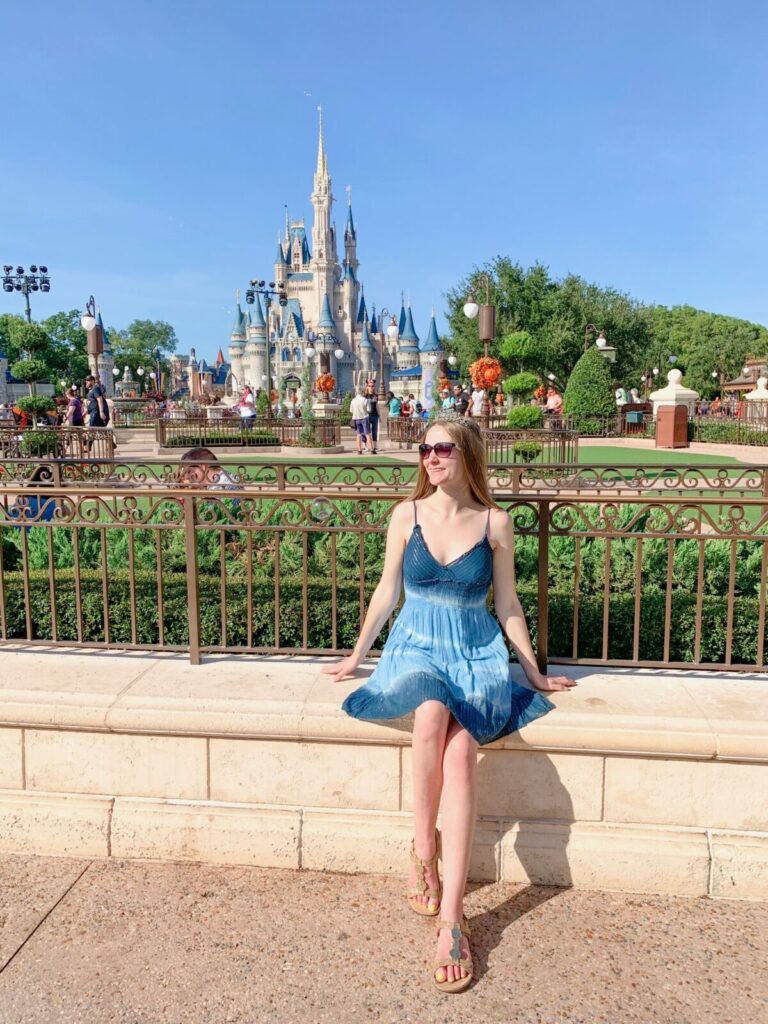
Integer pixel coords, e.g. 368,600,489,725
2,0,767,362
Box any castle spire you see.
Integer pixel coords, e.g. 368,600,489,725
316,105,327,177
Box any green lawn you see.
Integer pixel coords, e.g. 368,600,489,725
577,446,741,466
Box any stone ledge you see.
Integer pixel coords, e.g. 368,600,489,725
0,651,766,763
2,791,765,898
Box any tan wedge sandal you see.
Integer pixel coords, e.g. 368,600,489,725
433,916,473,994
405,828,442,917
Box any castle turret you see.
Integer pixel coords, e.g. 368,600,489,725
244,294,267,390
359,318,374,376
398,305,420,369
228,302,247,391
419,312,443,409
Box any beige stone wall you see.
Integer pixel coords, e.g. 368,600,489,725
0,651,767,900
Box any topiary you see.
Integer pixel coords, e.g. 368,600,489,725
506,405,543,429
503,371,539,402
562,348,615,416
16,395,57,418
339,391,353,426
513,441,543,463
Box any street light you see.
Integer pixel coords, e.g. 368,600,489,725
245,279,288,417
462,272,494,357
2,264,51,322
374,307,395,403
583,323,607,353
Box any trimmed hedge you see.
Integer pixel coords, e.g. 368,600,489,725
506,405,543,429
1,569,765,664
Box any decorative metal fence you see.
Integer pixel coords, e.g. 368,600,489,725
689,416,768,446
0,426,117,460
2,458,768,497
0,479,766,671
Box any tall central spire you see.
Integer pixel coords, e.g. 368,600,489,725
316,105,328,177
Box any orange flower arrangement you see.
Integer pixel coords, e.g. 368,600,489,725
314,372,336,395
468,356,503,389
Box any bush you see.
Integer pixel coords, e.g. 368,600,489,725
506,405,543,429
513,441,543,463
339,392,353,426
562,347,616,417
255,391,271,417
19,430,61,458
503,371,539,400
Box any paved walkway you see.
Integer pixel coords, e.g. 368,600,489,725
0,856,765,1024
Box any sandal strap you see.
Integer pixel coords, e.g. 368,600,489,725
434,956,474,973
406,885,441,899
435,917,473,972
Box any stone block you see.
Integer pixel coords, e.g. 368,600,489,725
604,757,768,831
0,790,111,857
402,747,603,822
110,797,300,869
0,728,23,789
301,809,500,882
210,738,399,810
24,730,207,800
500,821,710,896
711,832,768,900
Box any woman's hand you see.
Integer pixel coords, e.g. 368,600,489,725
529,671,577,693
321,655,363,683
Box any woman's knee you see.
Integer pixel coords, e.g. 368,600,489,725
443,729,478,779
413,701,451,745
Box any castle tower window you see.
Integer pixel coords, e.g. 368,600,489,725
282,346,291,362
294,346,302,361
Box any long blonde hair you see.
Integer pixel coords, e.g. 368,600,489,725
406,416,500,509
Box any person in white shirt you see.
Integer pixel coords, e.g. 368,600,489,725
350,388,373,454
469,387,487,417
239,386,256,431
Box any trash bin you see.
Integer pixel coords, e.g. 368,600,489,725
625,411,643,425
655,405,689,448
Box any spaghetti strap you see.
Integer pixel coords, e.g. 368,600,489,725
485,507,491,538
413,501,418,525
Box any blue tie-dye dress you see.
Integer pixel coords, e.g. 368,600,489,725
342,502,555,746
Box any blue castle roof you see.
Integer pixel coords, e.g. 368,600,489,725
360,319,373,349
399,306,419,346
420,314,442,352
250,294,266,330
318,293,336,329
281,298,305,338
357,288,367,323
342,260,356,282
232,303,246,336
398,301,407,335
369,307,378,334
345,203,356,241
275,241,286,264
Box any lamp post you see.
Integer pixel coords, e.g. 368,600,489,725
462,272,495,358
463,272,496,417
80,296,105,382
2,265,51,322
245,279,287,417
376,307,398,404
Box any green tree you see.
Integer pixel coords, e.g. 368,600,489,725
41,309,90,388
8,321,51,395
109,319,178,377
562,348,616,418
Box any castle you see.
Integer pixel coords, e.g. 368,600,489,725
170,111,446,404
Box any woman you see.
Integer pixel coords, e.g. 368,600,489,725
64,387,85,427
324,417,575,993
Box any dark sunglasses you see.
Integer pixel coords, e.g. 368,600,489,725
418,441,460,459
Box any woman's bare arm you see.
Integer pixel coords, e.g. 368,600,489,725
490,509,576,693
322,501,410,681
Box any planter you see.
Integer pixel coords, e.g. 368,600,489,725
312,400,340,419
206,407,226,421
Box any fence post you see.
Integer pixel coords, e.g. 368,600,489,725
183,495,202,665
536,500,549,674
